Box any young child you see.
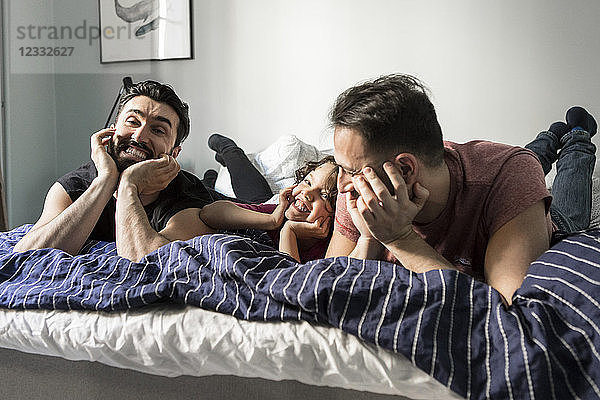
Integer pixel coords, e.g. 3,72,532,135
200,156,338,262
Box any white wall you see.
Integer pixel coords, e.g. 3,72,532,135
3,0,600,227
160,0,600,177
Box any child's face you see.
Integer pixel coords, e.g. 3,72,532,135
285,163,337,223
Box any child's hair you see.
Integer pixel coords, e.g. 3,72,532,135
294,155,339,209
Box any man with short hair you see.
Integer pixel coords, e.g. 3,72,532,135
326,74,596,304
15,80,215,260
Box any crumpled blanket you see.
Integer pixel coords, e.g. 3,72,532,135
1,225,600,399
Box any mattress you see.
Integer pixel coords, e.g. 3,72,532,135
3,224,600,399
0,304,460,399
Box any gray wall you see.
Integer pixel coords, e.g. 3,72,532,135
2,0,150,228
3,0,600,228
3,73,57,228
3,0,58,228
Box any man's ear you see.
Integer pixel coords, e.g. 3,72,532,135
171,146,182,158
392,153,419,183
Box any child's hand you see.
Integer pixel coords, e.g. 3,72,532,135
270,185,296,229
284,216,331,240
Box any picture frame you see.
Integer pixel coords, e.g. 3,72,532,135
98,0,193,63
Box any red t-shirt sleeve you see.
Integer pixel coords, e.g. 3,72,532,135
333,193,361,242
483,149,552,237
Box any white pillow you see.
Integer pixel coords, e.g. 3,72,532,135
213,135,330,200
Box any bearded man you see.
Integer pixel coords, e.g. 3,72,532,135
15,80,215,260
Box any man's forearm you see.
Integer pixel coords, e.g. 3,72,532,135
115,183,170,261
349,236,386,260
384,231,457,273
14,177,116,254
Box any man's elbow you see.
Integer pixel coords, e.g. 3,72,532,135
117,247,150,262
13,241,33,253
490,277,526,307
116,239,164,262
14,237,78,256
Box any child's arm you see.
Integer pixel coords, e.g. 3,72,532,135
279,217,331,262
200,186,295,230
200,200,278,230
279,223,301,262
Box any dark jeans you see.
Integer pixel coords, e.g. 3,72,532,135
525,129,596,234
218,146,274,203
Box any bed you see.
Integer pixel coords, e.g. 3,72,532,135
2,136,600,400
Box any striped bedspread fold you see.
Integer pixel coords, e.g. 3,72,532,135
1,224,599,400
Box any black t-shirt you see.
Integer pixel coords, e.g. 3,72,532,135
57,161,214,242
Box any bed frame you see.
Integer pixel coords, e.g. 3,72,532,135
0,347,411,400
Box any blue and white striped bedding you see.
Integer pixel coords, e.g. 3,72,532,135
1,224,600,400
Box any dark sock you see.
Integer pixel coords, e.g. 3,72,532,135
208,133,239,153
548,121,569,140
202,169,218,189
215,153,226,166
566,106,597,137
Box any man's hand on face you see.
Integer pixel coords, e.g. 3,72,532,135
91,128,119,183
351,162,429,245
120,153,181,196
345,190,375,239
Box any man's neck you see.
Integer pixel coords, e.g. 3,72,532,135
413,161,450,225
139,193,161,207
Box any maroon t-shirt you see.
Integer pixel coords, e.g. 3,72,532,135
236,203,330,263
334,140,553,280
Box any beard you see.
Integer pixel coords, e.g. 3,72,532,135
107,138,155,172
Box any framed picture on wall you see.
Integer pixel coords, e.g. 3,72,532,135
99,0,193,63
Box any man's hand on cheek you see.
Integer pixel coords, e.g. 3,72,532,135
346,190,374,239
91,128,119,182
120,154,181,196
352,163,429,245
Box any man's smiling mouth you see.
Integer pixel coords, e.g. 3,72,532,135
122,146,151,161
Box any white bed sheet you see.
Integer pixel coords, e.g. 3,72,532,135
0,305,461,399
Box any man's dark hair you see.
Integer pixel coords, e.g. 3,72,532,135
117,80,190,147
330,74,444,167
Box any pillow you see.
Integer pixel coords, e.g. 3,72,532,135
213,135,330,200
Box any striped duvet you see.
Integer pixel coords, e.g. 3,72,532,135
1,224,599,399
